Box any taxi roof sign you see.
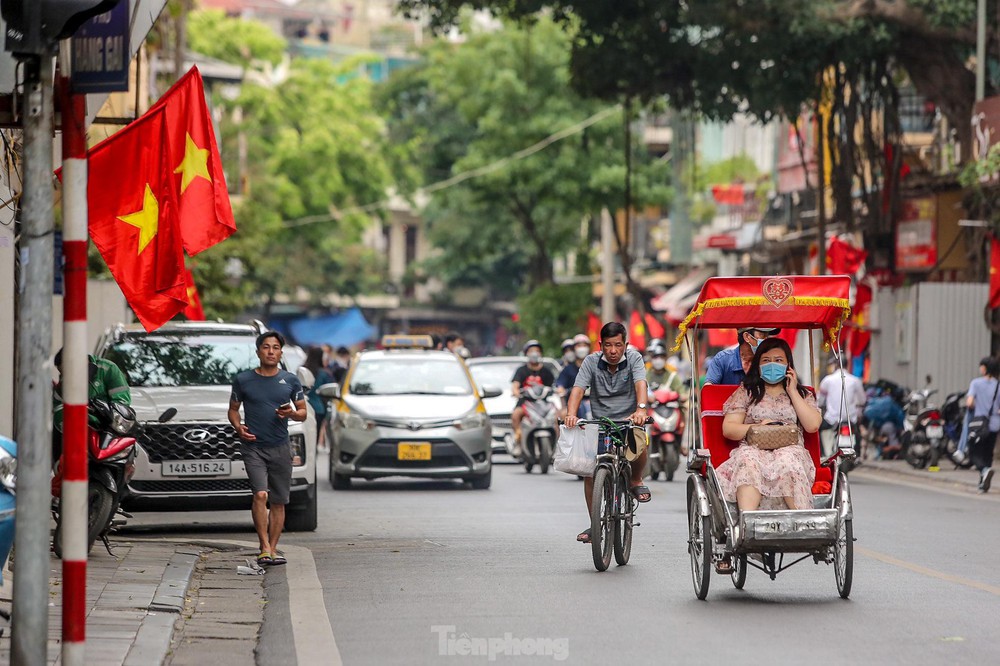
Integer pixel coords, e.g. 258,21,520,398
381,334,436,349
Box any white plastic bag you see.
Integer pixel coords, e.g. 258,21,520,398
553,424,599,476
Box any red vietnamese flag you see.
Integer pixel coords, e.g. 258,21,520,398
88,110,188,331
990,237,1000,310
148,66,236,255
183,268,206,320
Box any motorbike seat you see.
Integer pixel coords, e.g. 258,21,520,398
699,384,832,492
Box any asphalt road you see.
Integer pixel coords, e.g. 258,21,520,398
126,456,1000,665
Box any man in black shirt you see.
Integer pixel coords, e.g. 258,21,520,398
511,340,555,455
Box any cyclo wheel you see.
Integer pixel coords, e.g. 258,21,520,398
613,467,633,566
731,553,748,590
687,488,711,600
590,466,614,572
835,517,854,599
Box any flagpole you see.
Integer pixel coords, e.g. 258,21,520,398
56,48,89,666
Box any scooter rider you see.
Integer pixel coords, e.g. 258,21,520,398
52,349,131,463
559,338,576,368
511,340,555,456
556,334,592,419
646,343,685,397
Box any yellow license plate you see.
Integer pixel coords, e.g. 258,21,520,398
397,442,432,461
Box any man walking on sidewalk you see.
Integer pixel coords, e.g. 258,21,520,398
229,332,307,565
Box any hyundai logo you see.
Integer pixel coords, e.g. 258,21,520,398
182,428,212,443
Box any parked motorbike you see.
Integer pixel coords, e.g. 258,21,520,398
0,436,14,626
519,385,559,474
647,386,685,481
52,399,175,557
940,391,973,469
900,383,945,469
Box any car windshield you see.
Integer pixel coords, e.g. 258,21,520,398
349,357,472,396
468,362,519,389
105,334,258,387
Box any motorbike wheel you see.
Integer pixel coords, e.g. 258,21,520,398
928,442,941,468
54,484,115,559
539,436,552,475
665,445,680,482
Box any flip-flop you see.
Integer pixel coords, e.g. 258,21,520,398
257,552,274,566
630,485,652,503
576,528,592,544
270,553,287,566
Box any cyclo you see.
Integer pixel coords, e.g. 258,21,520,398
676,275,857,599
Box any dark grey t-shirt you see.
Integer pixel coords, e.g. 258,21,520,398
574,350,647,420
231,369,304,446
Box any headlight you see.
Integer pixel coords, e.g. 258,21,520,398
109,403,136,435
341,413,374,430
454,411,489,430
289,433,306,466
0,452,15,493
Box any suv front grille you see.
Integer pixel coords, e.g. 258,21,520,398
130,479,252,493
139,423,241,463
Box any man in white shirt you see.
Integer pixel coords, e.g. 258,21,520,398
818,359,867,457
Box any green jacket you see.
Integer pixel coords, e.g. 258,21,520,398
53,356,131,433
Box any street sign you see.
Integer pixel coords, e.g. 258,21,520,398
70,2,128,93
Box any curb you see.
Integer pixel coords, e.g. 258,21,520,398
149,550,201,613
853,461,981,492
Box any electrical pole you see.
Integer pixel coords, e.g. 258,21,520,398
12,51,55,666
977,0,987,103
601,208,616,323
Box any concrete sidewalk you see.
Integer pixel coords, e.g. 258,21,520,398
0,539,266,665
853,457,986,492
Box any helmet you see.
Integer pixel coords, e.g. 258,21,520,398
573,333,590,346
522,339,543,354
646,338,663,350
647,344,667,358
560,338,575,351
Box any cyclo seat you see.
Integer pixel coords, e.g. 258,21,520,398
699,384,833,494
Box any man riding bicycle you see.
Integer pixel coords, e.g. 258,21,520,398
565,322,650,544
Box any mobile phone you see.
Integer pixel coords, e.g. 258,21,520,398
279,401,293,410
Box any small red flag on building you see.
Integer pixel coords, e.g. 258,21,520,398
183,268,206,321
990,236,1000,310
148,66,236,255
88,110,188,331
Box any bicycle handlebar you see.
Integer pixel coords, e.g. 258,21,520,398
565,417,653,426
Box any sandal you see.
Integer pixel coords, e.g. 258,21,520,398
630,485,652,503
257,552,274,566
715,557,733,574
577,528,592,544
270,553,287,566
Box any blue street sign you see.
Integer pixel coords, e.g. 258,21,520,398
70,2,130,94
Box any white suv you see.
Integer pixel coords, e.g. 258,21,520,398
95,321,318,531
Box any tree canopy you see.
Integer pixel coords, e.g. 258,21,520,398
377,17,670,299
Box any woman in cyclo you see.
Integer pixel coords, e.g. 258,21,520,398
715,337,823,571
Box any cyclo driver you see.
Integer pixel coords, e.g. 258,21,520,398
510,340,555,457
565,322,650,544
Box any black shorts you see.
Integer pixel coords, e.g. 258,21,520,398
240,441,292,505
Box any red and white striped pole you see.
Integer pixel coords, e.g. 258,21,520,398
57,68,89,666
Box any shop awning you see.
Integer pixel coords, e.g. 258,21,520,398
269,308,377,348
650,267,715,323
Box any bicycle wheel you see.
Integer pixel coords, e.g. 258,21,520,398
613,468,633,565
835,518,854,599
590,466,614,572
687,488,711,600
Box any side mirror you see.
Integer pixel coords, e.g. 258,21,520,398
158,407,178,423
316,383,341,400
479,384,502,399
297,366,316,390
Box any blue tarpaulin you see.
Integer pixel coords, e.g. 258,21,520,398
269,308,376,348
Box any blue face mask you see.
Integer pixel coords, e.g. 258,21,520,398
760,362,788,385
745,332,763,354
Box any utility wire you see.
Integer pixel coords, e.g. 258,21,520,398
282,104,622,229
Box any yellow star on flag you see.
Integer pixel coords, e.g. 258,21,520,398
174,132,212,193
117,184,159,254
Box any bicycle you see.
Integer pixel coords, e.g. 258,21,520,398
579,417,647,571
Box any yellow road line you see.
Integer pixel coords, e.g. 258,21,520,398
857,545,1000,597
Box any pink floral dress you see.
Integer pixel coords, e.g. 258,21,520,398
715,388,819,510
